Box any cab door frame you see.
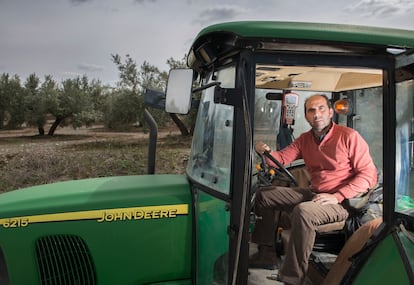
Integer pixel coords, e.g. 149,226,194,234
236,48,393,284
391,49,414,227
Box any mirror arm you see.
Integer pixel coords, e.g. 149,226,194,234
192,81,221,93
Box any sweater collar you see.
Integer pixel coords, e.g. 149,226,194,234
312,121,334,142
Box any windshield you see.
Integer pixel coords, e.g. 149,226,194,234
253,64,384,185
187,66,235,194
254,76,332,166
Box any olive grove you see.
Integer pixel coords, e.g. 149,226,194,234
0,55,194,136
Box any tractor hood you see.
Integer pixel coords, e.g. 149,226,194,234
0,175,194,284
0,174,192,224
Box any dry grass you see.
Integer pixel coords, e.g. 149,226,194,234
0,126,192,193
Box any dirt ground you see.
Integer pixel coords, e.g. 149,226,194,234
0,125,192,193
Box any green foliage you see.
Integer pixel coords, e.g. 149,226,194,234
88,79,108,113
108,54,175,130
103,89,143,129
46,75,103,135
57,77,89,118
0,73,25,129
139,61,167,91
24,73,47,132
0,53,192,134
41,75,60,113
111,54,140,92
166,55,188,69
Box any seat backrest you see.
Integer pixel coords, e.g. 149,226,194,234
343,185,383,235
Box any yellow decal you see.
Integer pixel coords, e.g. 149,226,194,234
0,204,188,229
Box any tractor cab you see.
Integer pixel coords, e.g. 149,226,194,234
166,22,414,284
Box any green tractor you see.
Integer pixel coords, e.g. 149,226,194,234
1,21,414,284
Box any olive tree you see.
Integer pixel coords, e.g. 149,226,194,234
0,73,25,129
109,53,194,135
47,76,98,136
24,73,50,135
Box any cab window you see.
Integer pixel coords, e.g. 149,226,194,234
395,79,414,215
186,67,235,194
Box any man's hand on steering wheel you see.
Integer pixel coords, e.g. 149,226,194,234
255,142,271,154
254,142,298,187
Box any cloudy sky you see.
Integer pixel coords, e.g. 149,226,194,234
1,0,414,86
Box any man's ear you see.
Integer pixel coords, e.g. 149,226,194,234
329,108,334,118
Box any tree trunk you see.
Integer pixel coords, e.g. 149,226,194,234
38,126,45,136
169,113,189,136
48,117,64,136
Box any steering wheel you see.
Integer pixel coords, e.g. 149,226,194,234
251,149,299,214
258,150,298,187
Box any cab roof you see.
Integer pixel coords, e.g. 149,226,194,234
188,21,414,70
194,21,414,48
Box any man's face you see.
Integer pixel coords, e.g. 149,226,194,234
305,95,334,132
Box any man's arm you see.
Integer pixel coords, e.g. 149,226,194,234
333,131,378,203
255,140,302,168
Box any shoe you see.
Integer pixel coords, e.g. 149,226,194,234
267,274,295,285
249,245,278,270
267,273,282,281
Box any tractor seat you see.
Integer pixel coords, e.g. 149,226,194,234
315,220,346,233
279,219,347,256
273,165,382,255
277,186,382,256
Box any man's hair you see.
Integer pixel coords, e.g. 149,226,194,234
304,94,332,114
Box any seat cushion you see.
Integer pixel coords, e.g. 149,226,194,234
280,220,346,249
316,220,346,233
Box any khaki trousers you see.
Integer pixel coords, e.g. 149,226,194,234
251,186,349,285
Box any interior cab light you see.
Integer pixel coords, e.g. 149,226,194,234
334,99,352,115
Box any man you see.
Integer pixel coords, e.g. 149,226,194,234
250,94,377,285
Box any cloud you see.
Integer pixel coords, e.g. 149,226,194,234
344,0,414,17
196,5,246,25
70,0,93,5
61,71,84,79
77,63,104,72
134,0,157,4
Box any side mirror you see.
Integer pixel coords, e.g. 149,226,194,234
165,69,193,114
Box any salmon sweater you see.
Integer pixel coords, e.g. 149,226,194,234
267,123,378,202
